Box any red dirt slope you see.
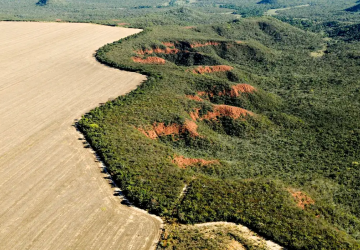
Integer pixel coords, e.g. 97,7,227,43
132,57,166,64
138,120,199,139
197,84,256,98
203,105,254,120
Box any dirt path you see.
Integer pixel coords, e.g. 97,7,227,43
0,22,161,250
195,222,284,250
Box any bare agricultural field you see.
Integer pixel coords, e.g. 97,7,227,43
0,22,161,250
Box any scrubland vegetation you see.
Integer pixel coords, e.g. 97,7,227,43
78,17,360,249
3,0,360,248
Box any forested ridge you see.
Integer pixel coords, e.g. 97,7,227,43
78,17,360,249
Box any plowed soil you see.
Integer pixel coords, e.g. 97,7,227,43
0,22,161,250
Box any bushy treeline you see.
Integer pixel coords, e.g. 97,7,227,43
179,178,359,249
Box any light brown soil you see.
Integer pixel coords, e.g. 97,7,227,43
0,22,161,250
191,65,233,74
184,26,195,29
288,189,315,210
138,120,199,139
190,41,220,48
132,56,166,64
202,105,254,120
227,240,246,250
194,222,283,250
172,155,219,169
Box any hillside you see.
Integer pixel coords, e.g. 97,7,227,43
345,3,360,12
78,17,360,249
328,23,360,41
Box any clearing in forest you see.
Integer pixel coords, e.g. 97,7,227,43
0,22,161,250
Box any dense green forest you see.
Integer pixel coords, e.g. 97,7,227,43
77,16,360,249
3,0,360,248
2,0,360,28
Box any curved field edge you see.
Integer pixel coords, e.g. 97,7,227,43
78,18,360,249
0,22,161,250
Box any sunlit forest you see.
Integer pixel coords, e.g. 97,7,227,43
3,0,360,249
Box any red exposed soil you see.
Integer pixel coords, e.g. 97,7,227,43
154,47,179,54
190,41,220,48
189,105,253,121
55,19,62,22
136,47,179,55
173,155,219,169
162,42,176,47
202,105,253,120
137,127,158,140
197,91,207,96
191,65,233,74
186,95,203,102
136,49,153,55
137,119,199,139
229,84,256,97
183,120,200,137
190,108,201,121
196,84,256,98
288,190,315,210
132,57,166,65
118,23,129,26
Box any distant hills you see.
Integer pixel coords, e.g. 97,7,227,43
36,0,48,6
257,0,278,4
345,3,360,12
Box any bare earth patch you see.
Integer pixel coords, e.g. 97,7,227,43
132,56,166,64
288,189,315,210
162,42,176,47
172,155,219,169
202,105,254,120
191,65,233,74
229,84,256,97
137,120,199,139
190,41,220,48
194,222,284,250
136,47,179,55
0,22,161,250
197,83,256,98
186,95,203,102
